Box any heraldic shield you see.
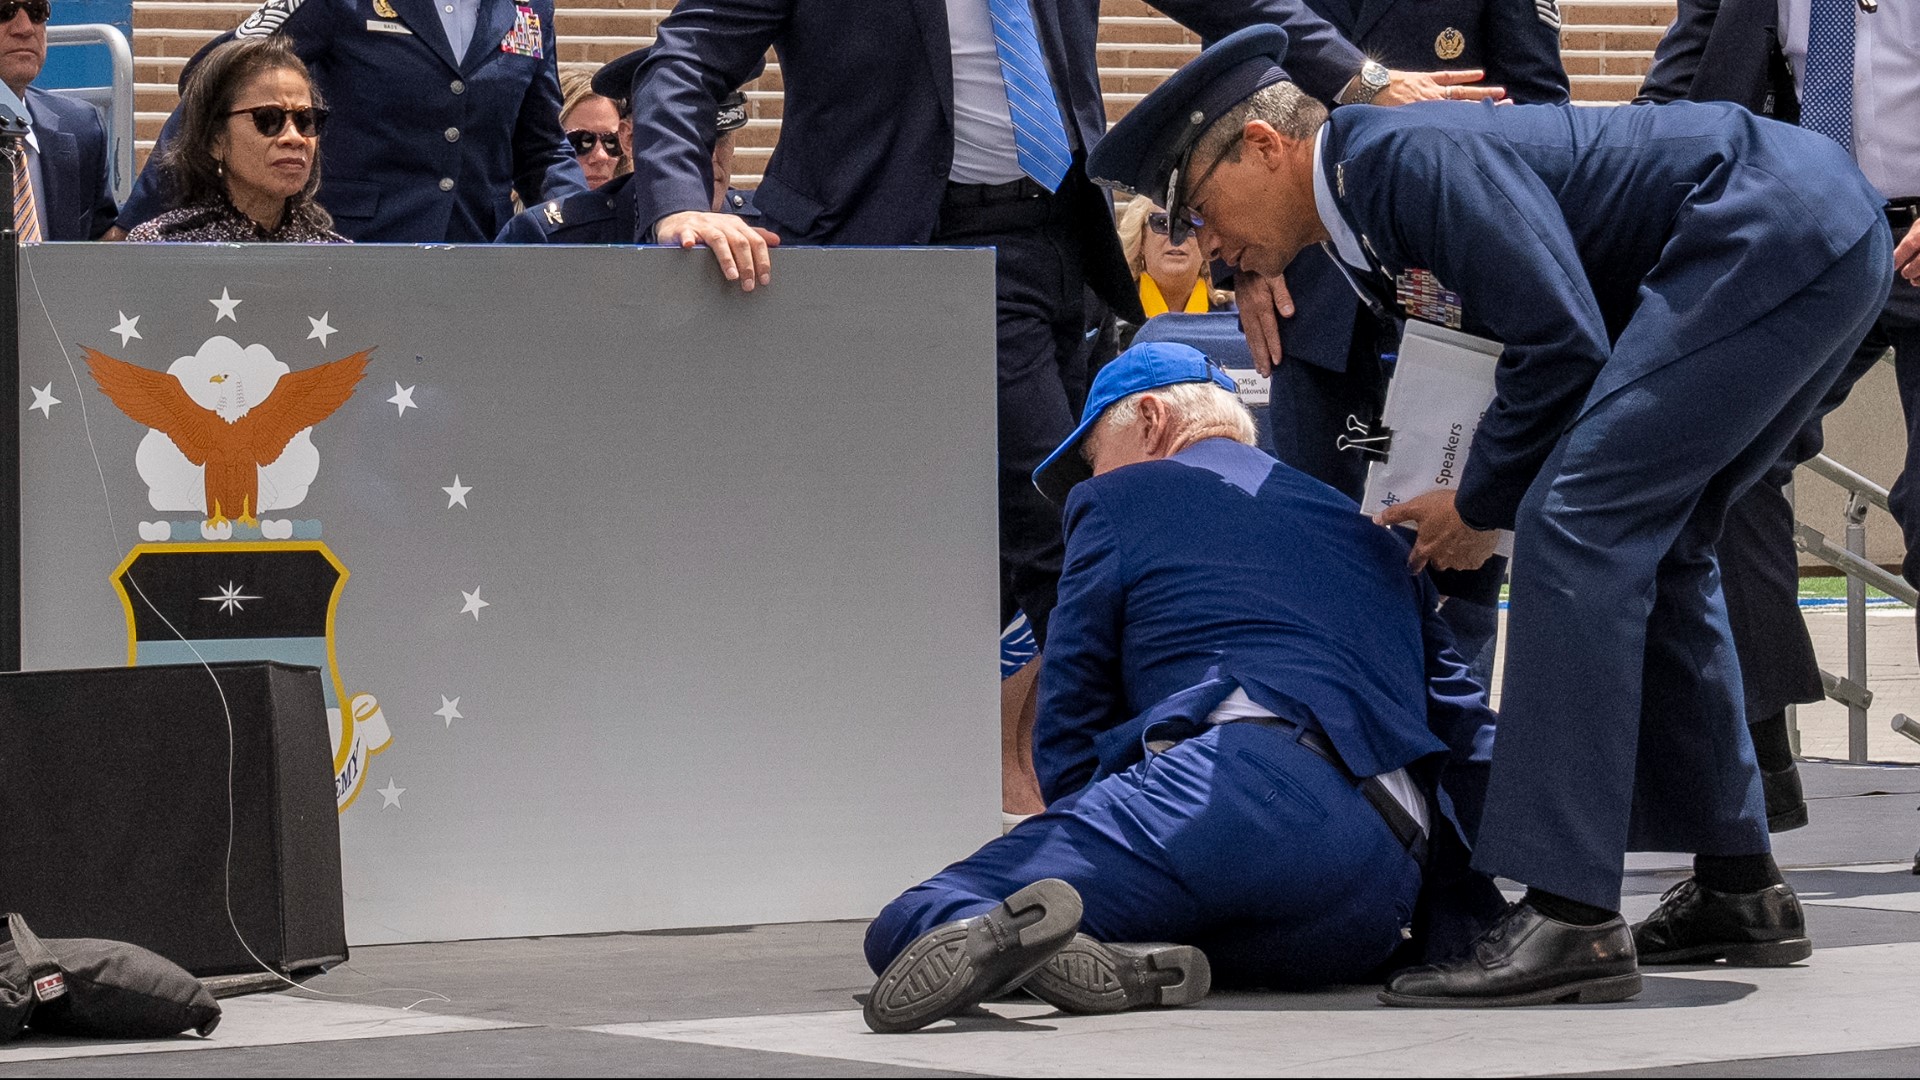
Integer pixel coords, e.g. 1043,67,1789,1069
111,541,390,810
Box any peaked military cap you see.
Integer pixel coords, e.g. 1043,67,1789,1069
1087,25,1292,240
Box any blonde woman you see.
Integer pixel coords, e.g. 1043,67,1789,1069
1117,198,1230,318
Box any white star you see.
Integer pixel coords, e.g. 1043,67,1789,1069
378,778,405,809
459,588,489,620
307,312,336,346
210,287,241,322
435,695,463,727
443,475,472,508
388,382,417,416
111,311,142,346
199,580,261,615
28,383,59,418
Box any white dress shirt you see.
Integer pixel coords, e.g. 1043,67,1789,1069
1777,0,1920,198
944,0,1038,185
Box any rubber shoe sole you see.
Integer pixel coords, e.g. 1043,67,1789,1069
1024,937,1211,1014
864,878,1083,1034
1378,971,1643,1008
1639,936,1812,967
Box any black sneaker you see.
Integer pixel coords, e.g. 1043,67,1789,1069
863,879,1082,1033
1023,935,1211,1014
1633,879,1811,966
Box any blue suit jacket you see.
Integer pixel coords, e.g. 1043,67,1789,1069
621,0,1366,318
1036,438,1494,810
118,0,585,242
25,88,117,241
1635,0,1797,118
1316,100,1885,531
1282,0,1568,373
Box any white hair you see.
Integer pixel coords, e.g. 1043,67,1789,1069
1087,380,1256,461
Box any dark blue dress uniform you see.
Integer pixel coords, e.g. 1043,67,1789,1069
1297,100,1892,910
866,437,1499,988
1271,0,1568,689
116,0,585,243
495,175,760,243
1278,0,1568,497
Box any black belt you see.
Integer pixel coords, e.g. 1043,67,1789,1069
1888,197,1919,232
941,176,1052,209
1296,727,1432,866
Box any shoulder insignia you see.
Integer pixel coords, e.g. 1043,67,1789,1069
543,202,564,226
1534,0,1563,31
237,0,305,38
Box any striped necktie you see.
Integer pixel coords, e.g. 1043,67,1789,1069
1801,0,1855,151
11,146,40,243
986,0,1073,191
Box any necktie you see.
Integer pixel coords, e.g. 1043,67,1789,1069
1801,0,1856,151
986,0,1073,191
11,148,40,244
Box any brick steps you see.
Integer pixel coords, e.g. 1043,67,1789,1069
127,0,1679,189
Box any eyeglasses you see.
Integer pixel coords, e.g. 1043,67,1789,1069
1165,129,1242,245
228,105,329,138
0,1,50,25
566,129,623,157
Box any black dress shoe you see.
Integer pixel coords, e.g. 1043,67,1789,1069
1763,763,1809,832
864,878,1082,1033
1379,902,1641,1008
1633,878,1811,966
1023,935,1211,1014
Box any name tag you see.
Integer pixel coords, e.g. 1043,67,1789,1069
1224,368,1270,407
365,19,413,34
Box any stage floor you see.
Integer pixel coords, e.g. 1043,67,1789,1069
4,760,1918,1078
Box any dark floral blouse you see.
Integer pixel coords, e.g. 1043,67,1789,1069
126,199,346,243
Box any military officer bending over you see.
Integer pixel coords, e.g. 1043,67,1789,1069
862,342,1499,1034
1088,27,1893,1007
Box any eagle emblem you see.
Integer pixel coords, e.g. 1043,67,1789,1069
85,342,371,529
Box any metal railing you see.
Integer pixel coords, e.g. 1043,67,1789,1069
1791,351,1920,762
46,24,135,204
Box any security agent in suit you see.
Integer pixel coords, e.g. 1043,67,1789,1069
1268,0,1570,689
496,48,760,245
1092,26,1890,1006
861,342,1501,1034
618,0,1506,648
1637,0,1920,832
115,0,584,243
0,0,116,240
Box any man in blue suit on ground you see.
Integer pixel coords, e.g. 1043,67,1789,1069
619,0,1507,652
0,0,116,240
861,342,1501,1034
1089,27,1891,1005
114,0,584,242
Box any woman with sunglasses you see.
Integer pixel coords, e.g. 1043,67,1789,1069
1120,198,1231,322
126,37,342,243
558,69,625,192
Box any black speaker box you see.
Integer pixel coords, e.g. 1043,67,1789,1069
0,661,347,977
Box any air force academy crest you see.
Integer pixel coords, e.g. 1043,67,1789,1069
87,332,393,811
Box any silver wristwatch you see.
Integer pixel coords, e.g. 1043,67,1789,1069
1341,60,1391,105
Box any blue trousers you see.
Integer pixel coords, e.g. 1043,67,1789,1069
866,722,1423,989
1474,226,1894,910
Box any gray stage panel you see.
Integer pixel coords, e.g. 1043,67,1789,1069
15,243,1001,943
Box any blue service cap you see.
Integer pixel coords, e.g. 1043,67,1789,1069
1086,25,1292,236
592,46,765,131
1032,341,1240,505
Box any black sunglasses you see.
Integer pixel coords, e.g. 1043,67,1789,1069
566,129,623,157
229,105,329,138
0,1,50,25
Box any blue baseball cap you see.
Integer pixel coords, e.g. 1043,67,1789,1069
1086,25,1292,237
1032,341,1240,504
